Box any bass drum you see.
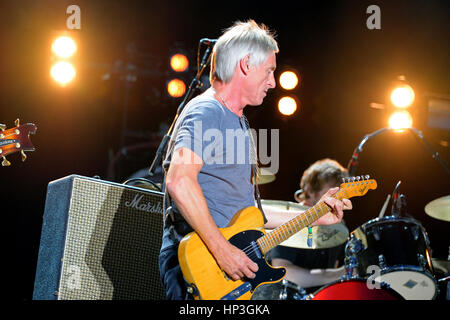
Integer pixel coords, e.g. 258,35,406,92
308,278,403,300
251,279,307,300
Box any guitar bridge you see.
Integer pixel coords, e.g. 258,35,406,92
221,282,252,300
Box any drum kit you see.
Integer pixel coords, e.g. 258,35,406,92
253,173,449,300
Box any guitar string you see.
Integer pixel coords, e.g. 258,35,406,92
240,201,328,258
214,188,362,278
240,191,347,259
0,133,17,139
205,187,369,285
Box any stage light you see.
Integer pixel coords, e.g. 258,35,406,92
388,110,413,131
278,96,297,116
391,85,415,108
390,76,415,108
50,61,76,86
52,36,77,58
170,53,189,72
279,71,299,90
167,79,186,98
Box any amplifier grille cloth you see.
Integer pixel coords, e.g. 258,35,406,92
58,177,165,300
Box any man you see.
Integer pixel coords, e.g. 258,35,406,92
159,20,352,300
269,159,349,290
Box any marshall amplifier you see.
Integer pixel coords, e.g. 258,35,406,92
33,174,166,300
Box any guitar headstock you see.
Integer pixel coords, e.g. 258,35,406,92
339,175,377,198
0,119,37,166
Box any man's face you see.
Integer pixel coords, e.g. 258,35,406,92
244,52,277,106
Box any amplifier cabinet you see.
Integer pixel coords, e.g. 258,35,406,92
33,175,166,300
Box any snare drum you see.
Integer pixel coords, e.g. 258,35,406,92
251,279,307,300
307,278,403,300
347,216,437,300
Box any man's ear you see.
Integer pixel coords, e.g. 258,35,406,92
239,54,251,76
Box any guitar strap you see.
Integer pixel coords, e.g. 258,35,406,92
253,171,267,224
242,114,267,224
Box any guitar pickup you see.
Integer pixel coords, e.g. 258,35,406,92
251,241,262,259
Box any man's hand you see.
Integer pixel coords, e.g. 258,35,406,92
212,241,259,281
312,187,352,226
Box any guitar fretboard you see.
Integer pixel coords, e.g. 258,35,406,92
256,189,348,255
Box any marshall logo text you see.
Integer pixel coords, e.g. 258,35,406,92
124,194,164,215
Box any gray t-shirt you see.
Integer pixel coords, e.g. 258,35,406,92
161,88,256,250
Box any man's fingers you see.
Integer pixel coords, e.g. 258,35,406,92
343,198,353,210
249,260,259,272
324,197,344,216
242,254,258,279
224,247,259,280
234,270,244,280
325,187,339,196
243,267,256,279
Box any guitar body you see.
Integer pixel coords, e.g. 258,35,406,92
177,178,377,300
178,206,286,300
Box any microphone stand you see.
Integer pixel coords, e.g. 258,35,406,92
347,127,391,176
347,127,450,176
148,42,214,177
407,127,450,176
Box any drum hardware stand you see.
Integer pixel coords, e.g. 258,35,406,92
390,181,411,218
343,234,363,280
417,254,427,268
278,279,307,300
279,279,289,300
378,194,391,218
378,255,387,269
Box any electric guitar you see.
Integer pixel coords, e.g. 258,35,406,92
178,177,377,300
0,119,37,166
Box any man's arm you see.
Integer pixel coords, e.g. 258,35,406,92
166,147,258,281
271,258,346,288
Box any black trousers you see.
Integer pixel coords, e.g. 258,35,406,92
159,217,194,300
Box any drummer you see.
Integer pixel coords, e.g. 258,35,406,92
268,158,349,290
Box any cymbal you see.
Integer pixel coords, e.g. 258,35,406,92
261,199,349,249
253,168,276,185
275,222,349,249
425,195,450,222
432,258,449,274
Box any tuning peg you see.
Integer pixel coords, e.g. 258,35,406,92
356,176,361,181
2,156,11,166
15,118,20,126
365,175,370,180
21,150,27,162
0,124,5,131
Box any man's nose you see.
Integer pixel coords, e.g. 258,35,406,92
268,73,276,88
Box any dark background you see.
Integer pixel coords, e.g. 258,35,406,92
4,0,448,301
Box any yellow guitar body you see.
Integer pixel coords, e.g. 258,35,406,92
176,177,377,300
178,206,286,300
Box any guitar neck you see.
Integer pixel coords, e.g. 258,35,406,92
256,189,348,255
